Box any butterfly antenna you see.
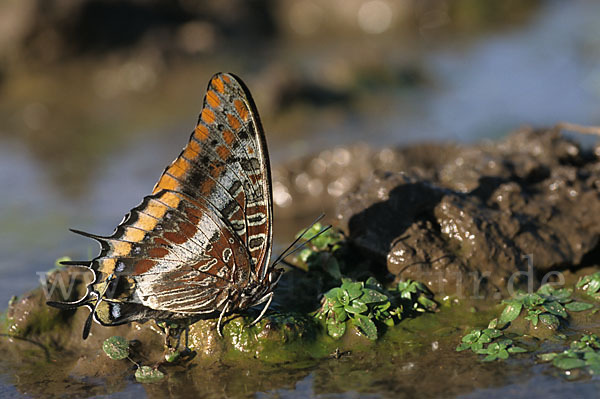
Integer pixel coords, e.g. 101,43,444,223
271,214,332,268
277,225,332,262
270,214,324,267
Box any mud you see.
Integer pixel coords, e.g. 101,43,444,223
328,128,600,296
2,127,600,397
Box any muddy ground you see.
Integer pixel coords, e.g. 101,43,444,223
2,127,600,397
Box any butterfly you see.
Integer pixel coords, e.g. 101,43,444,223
47,72,284,339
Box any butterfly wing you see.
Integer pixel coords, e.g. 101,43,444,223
51,73,274,330
152,73,274,280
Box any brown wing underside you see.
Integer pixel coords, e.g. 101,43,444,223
84,73,273,321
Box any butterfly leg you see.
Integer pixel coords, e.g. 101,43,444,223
156,321,179,349
249,291,274,327
216,301,230,338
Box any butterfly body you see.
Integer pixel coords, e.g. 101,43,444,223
49,73,281,338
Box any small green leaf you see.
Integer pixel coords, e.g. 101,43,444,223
324,287,341,301
499,302,523,325
537,353,558,362
338,288,350,305
413,281,429,293
522,293,544,308
462,330,481,344
102,336,130,360
417,296,437,311
344,301,368,315
475,347,490,355
333,305,348,322
525,311,539,326
498,349,509,360
165,350,180,363
135,366,165,383
542,301,567,318
360,288,388,304
353,314,378,340
344,282,363,301
577,273,600,298
374,301,391,312
327,319,346,339
482,329,502,339
539,313,560,330
553,357,586,370
471,341,484,352
365,277,383,290
298,248,313,264
456,342,471,352
478,334,492,344
537,284,554,296
537,284,572,301
565,302,594,312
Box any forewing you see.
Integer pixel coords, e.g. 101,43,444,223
151,73,273,278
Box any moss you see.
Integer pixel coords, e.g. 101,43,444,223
222,312,329,363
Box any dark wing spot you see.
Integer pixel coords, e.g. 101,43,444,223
221,200,239,219
228,180,242,196
249,236,264,250
240,158,260,172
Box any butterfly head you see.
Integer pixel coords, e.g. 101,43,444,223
237,266,282,309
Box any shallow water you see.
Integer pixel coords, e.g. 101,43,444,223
1,1,600,397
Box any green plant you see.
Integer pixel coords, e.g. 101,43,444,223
498,284,593,329
456,320,527,362
576,272,600,301
102,336,165,382
135,366,166,383
395,279,437,313
538,334,600,375
317,279,394,340
316,277,436,341
297,223,345,280
102,336,130,360
297,222,344,252
457,283,596,363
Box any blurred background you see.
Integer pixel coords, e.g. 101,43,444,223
1,0,600,308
